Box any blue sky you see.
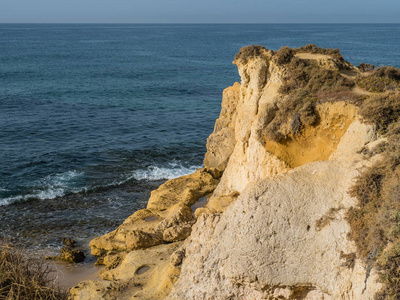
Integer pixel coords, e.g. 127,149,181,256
0,0,399,23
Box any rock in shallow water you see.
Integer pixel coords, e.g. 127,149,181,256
45,238,86,263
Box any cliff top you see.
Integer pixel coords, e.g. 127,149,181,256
71,44,400,300
232,44,400,298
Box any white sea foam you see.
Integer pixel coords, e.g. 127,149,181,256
0,170,84,206
131,162,202,181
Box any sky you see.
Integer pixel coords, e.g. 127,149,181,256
0,0,399,23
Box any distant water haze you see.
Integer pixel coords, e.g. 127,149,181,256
0,23,399,257
0,0,400,23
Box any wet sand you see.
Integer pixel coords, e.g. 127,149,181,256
47,260,104,289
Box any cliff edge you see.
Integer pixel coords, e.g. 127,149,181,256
70,45,400,299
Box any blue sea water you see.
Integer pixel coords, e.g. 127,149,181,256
1,23,399,254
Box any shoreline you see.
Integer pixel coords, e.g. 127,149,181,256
47,260,104,290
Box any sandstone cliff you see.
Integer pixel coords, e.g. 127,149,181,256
70,45,400,299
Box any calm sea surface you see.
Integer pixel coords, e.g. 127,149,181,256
1,24,399,255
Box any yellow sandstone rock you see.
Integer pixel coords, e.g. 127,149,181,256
89,168,219,264
71,46,385,299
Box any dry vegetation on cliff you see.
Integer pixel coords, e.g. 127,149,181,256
264,89,318,142
265,45,356,142
72,44,399,299
356,66,400,93
294,44,345,61
268,45,400,298
276,46,354,96
347,91,400,299
234,44,270,64
0,240,68,300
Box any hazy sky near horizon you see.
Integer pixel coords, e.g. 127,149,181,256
0,0,399,23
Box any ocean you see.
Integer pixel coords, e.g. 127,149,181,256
1,23,399,256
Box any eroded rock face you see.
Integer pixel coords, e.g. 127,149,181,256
203,52,290,214
70,168,219,300
168,121,382,299
166,51,383,298
89,168,219,261
70,242,183,300
204,82,241,171
71,47,384,299
203,48,360,216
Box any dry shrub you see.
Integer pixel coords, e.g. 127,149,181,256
359,91,400,134
347,108,400,298
278,56,354,96
358,63,375,73
315,207,342,231
234,45,268,64
273,46,294,65
315,90,366,104
277,57,311,94
339,251,357,269
0,240,68,300
265,90,317,142
294,44,344,61
375,241,400,300
356,76,400,93
305,68,354,94
374,66,400,81
271,46,355,140
347,161,389,257
356,67,400,93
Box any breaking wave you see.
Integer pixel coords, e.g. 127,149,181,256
0,170,84,206
131,162,202,181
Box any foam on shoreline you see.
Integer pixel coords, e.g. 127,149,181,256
131,162,202,181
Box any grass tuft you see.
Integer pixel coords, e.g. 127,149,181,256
0,240,68,300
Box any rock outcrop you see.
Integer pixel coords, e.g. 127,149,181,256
71,46,386,299
168,121,381,299
89,168,219,261
45,238,86,263
71,169,219,299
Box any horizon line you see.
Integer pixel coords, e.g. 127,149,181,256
1,22,400,25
